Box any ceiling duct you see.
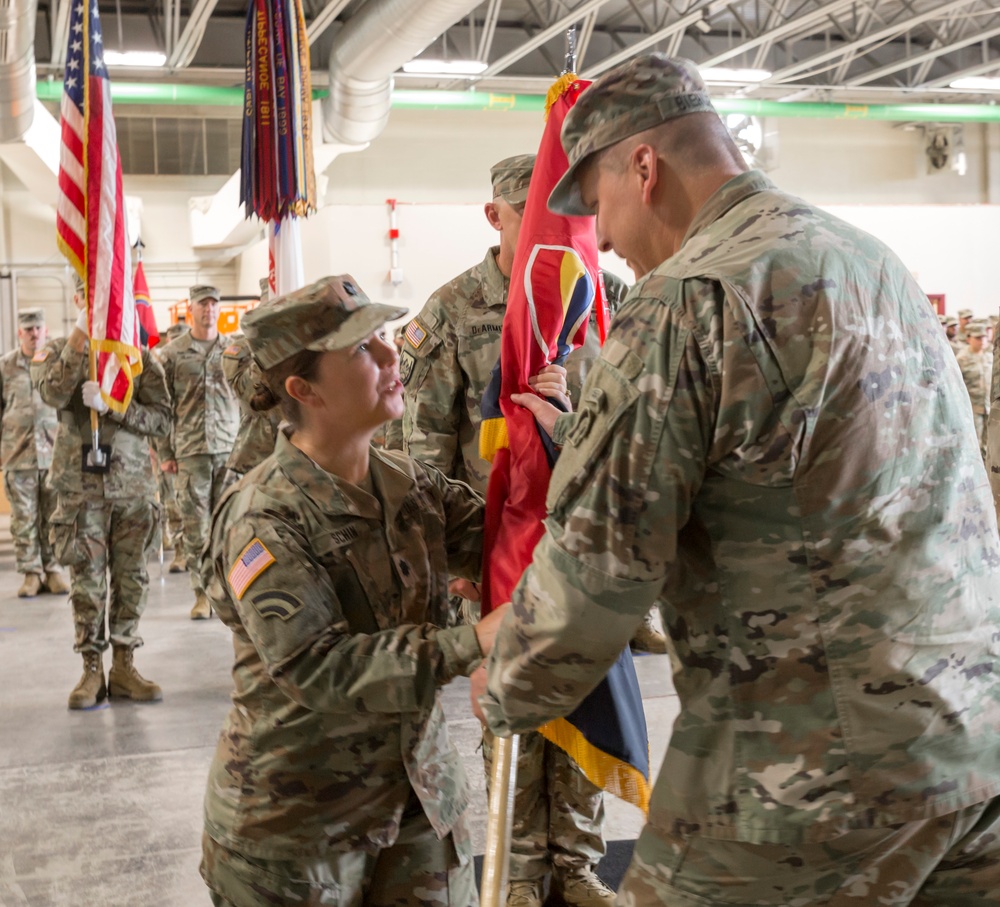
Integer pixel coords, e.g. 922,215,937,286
323,0,479,145
0,0,36,141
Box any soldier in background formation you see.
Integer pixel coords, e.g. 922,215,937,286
156,285,239,620
33,275,170,709
220,278,280,479
154,321,190,573
402,153,630,907
0,308,66,598
475,53,1000,904
956,320,992,458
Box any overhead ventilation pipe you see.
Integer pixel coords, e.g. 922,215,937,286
0,0,36,141
323,0,480,145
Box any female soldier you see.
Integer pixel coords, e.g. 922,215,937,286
200,275,566,907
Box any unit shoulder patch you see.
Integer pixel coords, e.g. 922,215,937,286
228,537,276,600
399,350,416,386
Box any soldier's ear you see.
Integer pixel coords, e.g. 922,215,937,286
484,202,503,233
284,374,318,408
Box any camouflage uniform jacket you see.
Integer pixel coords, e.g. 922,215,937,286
202,431,485,859
31,338,170,499
0,348,57,471
402,246,627,492
221,335,280,475
956,346,992,417
155,332,238,460
481,170,1000,845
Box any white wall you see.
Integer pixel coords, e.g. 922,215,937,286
2,107,999,339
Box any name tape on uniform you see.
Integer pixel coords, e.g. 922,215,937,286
228,538,276,600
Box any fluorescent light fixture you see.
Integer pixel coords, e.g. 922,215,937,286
700,67,772,84
402,58,488,76
949,76,1000,91
103,50,166,68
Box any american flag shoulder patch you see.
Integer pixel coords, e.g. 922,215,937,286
224,344,241,356
228,538,276,600
405,319,428,350
32,349,50,363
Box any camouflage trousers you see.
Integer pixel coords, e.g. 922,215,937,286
3,468,57,574
973,411,988,459
201,811,477,907
619,795,1000,906
176,453,233,594
483,730,605,881
49,495,158,654
157,467,184,549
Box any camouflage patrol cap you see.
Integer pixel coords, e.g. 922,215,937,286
491,154,536,207
18,308,45,327
190,284,221,304
549,54,715,216
242,275,407,371
937,314,947,324
945,315,959,327
958,308,974,319
165,322,190,343
966,321,987,338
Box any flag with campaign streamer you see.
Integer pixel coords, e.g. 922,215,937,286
56,0,141,413
240,0,316,223
479,75,650,813
132,260,160,349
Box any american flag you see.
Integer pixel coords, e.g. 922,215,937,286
228,539,276,600
56,0,141,413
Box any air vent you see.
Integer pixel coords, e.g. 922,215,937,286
117,116,242,175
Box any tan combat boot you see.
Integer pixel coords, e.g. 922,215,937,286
557,867,616,907
43,570,70,594
108,646,162,702
630,608,668,655
506,879,544,907
17,573,43,598
68,651,107,709
168,551,187,574
190,592,212,620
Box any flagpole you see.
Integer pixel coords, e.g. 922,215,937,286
481,733,519,907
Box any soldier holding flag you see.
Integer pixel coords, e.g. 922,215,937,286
476,55,1000,903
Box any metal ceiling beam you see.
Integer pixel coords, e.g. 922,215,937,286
49,0,71,66
847,23,1000,86
476,0,504,60
166,0,220,69
582,8,706,77
700,0,861,69
756,0,981,86
306,0,353,45
575,9,599,68
479,0,613,77
920,53,1000,89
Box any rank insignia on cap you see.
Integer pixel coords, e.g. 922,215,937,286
405,319,428,349
31,349,50,363
228,538,276,600
224,344,241,356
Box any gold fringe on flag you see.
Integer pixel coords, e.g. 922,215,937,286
479,416,510,464
545,72,579,120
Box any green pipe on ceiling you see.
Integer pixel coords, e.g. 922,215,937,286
33,80,1000,122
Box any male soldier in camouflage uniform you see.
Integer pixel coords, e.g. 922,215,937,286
957,320,992,458
1,308,65,598
156,286,239,619
475,55,1000,904
154,321,189,572
956,306,973,344
944,313,959,351
402,154,646,907
34,276,171,709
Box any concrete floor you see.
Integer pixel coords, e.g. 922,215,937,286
0,515,679,907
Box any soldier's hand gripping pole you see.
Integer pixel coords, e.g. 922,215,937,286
481,732,519,907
